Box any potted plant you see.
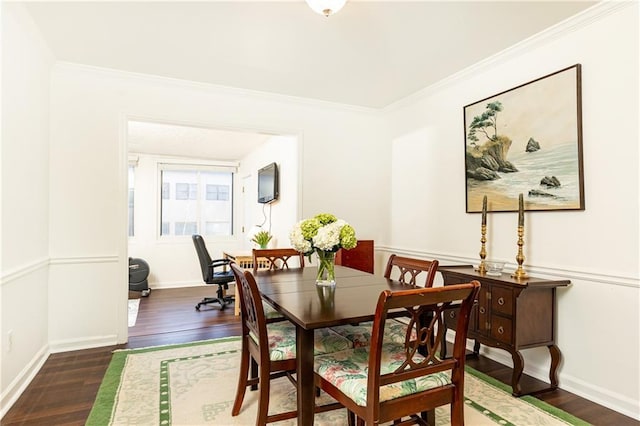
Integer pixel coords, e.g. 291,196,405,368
251,230,272,249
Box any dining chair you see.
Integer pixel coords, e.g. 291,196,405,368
229,263,349,425
383,254,439,287
315,282,481,426
251,248,305,322
330,254,440,348
251,248,305,273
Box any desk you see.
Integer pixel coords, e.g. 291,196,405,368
255,266,407,426
223,251,270,315
438,265,570,396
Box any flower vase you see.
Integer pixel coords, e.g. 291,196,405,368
316,250,336,286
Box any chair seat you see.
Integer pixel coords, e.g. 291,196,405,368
314,343,451,407
250,321,353,361
262,301,285,320
330,319,417,348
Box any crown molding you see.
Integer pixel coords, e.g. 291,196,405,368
52,61,380,115
383,1,635,113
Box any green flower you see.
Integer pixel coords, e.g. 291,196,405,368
300,218,321,240
340,224,357,250
315,213,337,226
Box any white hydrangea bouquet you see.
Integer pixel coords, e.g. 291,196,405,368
290,213,357,286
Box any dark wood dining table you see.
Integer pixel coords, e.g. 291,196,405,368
254,265,411,426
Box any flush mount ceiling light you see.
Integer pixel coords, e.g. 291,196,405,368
305,0,347,17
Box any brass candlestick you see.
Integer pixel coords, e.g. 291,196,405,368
512,225,528,280
478,224,487,274
512,193,528,280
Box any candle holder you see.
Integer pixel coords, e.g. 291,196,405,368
478,224,487,274
512,225,528,280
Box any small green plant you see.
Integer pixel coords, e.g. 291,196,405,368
251,230,272,248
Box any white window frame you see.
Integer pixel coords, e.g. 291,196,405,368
157,161,238,241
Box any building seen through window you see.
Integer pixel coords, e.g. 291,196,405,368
160,168,233,236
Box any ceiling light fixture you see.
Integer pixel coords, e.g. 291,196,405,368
305,0,347,17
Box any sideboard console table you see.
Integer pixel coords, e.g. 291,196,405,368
438,265,570,396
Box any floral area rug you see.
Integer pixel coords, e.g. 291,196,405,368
87,337,590,425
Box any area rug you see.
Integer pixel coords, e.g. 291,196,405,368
128,299,140,327
87,337,590,425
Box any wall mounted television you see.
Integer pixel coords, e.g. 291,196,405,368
257,162,279,204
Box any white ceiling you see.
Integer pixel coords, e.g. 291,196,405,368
22,1,595,160
24,0,595,109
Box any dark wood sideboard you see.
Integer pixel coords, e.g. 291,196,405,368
438,265,570,396
335,239,374,273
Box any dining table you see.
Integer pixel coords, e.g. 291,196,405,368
254,265,412,426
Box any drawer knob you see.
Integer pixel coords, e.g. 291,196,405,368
449,311,456,318
498,326,504,334
498,297,505,306
479,307,486,314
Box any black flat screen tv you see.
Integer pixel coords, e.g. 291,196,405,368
257,162,279,204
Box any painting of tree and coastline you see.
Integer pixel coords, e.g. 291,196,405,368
464,64,584,213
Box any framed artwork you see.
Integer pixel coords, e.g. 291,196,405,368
464,64,584,213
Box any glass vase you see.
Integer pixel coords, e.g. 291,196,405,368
315,250,336,286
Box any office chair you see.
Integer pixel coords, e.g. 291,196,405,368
192,234,235,311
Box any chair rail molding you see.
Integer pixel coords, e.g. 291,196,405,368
49,254,119,265
1,257,49,286
376,245,639,289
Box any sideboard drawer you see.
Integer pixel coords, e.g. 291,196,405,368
491,286,513,316
491,315,513,344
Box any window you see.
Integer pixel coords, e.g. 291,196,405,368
175,222,197,235
160,167,234,236
162,183,170,200
206,184,230,201
128,165,135,237
176,183,197,200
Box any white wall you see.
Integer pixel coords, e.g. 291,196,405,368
239,135,300,251
0,2,54,416
383,3,639,418
46,63,389,350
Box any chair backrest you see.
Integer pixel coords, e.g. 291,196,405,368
366,281,480,418
192,234,213,282
383,254,439,287
252,248,305,273
229,263,268,356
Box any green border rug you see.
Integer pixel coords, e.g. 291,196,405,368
87,337,591,425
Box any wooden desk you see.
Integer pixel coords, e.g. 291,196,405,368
223,251,270,315
255,266,407,426
438,265,570,396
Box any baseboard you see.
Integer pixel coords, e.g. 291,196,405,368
48,335,119,353
447,332,639,421
142,280,203,290
0,344,49,420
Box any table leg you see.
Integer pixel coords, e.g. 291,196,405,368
510,350,524,396
296,326,315,426
548,344,561,389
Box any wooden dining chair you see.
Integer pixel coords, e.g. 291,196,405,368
315,282,481,426
229,263,349,425
251,248,305,322
384,254,439,287
252,248,305,273
330,254,440,348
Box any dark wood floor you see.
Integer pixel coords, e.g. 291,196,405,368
2,286,637,425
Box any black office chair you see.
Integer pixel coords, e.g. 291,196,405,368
192,234,235,311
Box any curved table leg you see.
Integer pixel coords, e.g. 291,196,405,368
548,344,561,389
510,350,525,396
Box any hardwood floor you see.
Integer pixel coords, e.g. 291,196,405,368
2,286,637,425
